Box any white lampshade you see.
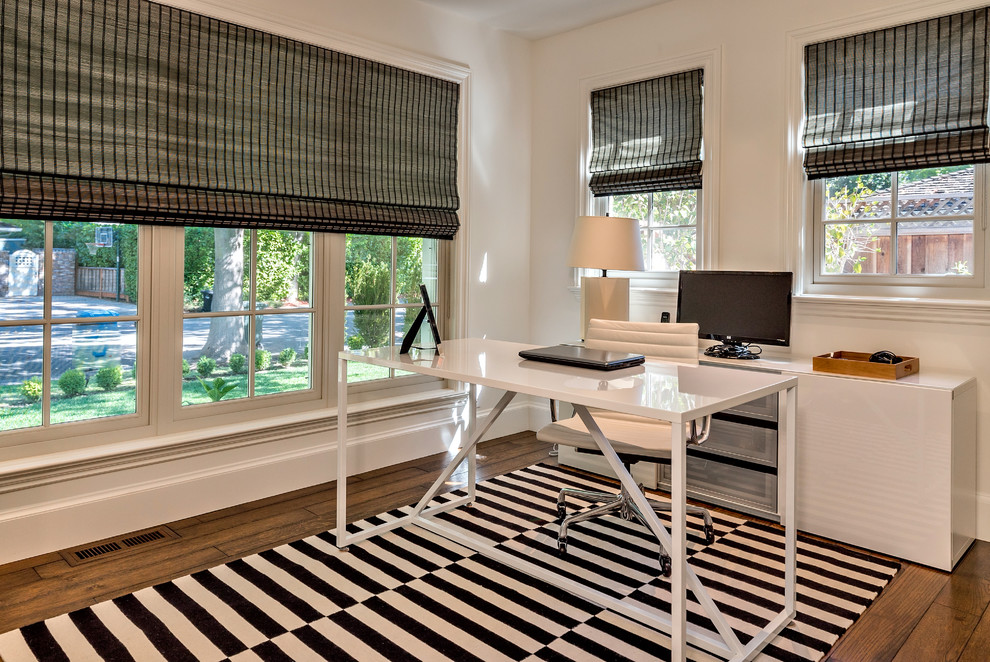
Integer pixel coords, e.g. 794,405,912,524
568,216,645,273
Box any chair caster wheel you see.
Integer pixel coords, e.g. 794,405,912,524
704,524,716,545
557,538,567,555
660,553,672,577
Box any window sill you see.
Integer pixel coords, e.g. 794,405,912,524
0,388,466,494
793,293,990,325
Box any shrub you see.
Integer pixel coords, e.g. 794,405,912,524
182,358,190,376
255,349,271,371
57,369,87,397
94,364,123,391
279,347,296,367
228,353,247,374
198,376,237,402
303,344,309,360
346,334,365,351
196,356,217,378
20,377,43,403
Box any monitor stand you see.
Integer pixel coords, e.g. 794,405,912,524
703,341,761,360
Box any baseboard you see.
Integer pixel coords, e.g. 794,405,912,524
975,490,990,543
0,399,537,566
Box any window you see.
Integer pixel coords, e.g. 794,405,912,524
816,166,980,282
600,190,700,271
581,58,718,282
344,235,442,382
799,9,990,297
181,228,313,406
0,220,141,431
0,0,465,446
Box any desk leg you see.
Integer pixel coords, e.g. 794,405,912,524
670,421,687,661
467,383,478,504
572,405,744,660
336,389,517,549
336,356,349,549
782,385,797,612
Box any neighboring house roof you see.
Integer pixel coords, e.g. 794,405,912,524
856,167,974,221
0,222,22,234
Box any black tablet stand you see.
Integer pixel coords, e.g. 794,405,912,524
399,284,443,355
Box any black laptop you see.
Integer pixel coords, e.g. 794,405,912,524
518,345,645,371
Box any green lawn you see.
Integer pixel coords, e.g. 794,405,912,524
0,362,316,430
0,358,413,431
0,373,138,430
182,362,311,405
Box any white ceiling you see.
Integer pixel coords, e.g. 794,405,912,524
413,0,672,40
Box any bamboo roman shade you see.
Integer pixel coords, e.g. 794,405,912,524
0,0,460,239
803,8,990,179
589,69,704,196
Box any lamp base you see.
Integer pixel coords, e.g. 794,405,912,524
580,276,630,339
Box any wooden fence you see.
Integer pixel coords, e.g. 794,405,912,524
849,231,973,275
75,267,129,300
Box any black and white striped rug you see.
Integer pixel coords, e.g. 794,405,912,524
0,464,899,661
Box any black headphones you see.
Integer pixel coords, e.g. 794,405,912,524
868,350,902,364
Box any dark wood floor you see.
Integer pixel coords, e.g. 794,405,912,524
1,431,988,661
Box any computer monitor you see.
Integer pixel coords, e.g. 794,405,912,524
676,270,793,360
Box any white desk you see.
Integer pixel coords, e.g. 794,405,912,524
337,338,799,662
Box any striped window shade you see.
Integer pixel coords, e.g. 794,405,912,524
0,0,460,239
802,8,990,180
588,69,704,196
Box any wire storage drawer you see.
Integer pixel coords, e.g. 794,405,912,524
722,392,778,421
700,418,777,466
660,457,778,518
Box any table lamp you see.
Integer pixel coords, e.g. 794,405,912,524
568,215,644,339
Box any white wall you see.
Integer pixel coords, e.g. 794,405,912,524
529,0,990,537
0,0,534,565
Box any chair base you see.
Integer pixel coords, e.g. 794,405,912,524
556,481,715,577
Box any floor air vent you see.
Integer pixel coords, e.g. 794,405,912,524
59,526,180,566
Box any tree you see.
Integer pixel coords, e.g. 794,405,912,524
256,230,306,305
823,177,883,274
349,260,391,347
183,227,215,306
199,228,245,361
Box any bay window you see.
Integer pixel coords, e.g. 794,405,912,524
0,0,463,448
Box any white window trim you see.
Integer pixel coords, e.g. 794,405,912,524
784,0,990,322
344,235,453,397
0,0,472,448
162,228,334,433
576,48,721,291
809,167,986,291
0,222,154,449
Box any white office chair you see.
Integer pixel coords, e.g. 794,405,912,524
537,318,715,575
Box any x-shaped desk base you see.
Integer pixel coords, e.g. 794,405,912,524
336,360,797,661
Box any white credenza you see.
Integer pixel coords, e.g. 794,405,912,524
557,355,976,571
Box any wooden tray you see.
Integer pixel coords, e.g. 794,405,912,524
812,351,920,380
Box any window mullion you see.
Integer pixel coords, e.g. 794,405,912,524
391,238,398,378
245,231,255,398
889,174,899,275
42,222,53,427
